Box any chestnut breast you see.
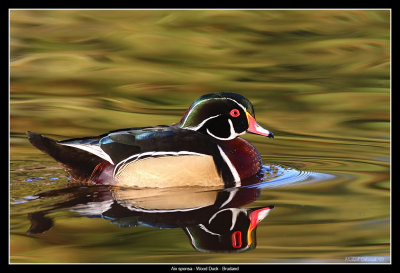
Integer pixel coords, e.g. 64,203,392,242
217,137,262,180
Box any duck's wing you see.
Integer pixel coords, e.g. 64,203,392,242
57,126,164,164
98,126,239,187
98,125,220,165
59,134,113,164
28,126,210,167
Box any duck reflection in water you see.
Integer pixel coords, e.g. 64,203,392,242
26,173,275,253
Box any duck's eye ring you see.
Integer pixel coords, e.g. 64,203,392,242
230,109,240,118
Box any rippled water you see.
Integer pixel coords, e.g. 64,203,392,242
10,9,390,263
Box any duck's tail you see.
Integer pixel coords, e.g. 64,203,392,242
26,131,108,182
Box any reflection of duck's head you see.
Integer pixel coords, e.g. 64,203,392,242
184,206,273,252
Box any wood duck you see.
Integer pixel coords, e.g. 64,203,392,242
27,92,274,188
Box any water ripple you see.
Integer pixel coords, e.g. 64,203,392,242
244,164,335,189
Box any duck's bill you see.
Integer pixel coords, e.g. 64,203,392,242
246,112,274,139
247,206,274,246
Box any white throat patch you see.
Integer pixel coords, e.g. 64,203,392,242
206,119,245,141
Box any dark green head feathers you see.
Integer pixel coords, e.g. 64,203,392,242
176,92,258,140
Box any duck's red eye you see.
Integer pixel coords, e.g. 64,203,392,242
230,109,240,118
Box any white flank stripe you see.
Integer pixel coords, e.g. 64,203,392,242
62,143,114,164
217,145,241,186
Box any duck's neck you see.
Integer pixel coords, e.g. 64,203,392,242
217,137,262,180
173,123,263,179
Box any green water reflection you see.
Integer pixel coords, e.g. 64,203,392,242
10,9,390,263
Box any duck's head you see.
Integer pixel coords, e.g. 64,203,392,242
176,92,273,141
184,206,274,252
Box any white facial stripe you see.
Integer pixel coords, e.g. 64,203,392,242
206,128,234,141
225,97,247,113
205,118,245,141
180,98,212,127
228,119,236,137
229,209,246,231
217,145,241,186
198,224,221,237
180,97,248,128
184,114,221,131
208,208,247,230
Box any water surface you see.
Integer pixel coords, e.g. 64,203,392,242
10,9,390,263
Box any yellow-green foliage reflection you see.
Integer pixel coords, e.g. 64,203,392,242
10,10,390,263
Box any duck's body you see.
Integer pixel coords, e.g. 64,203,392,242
27,92,273,188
